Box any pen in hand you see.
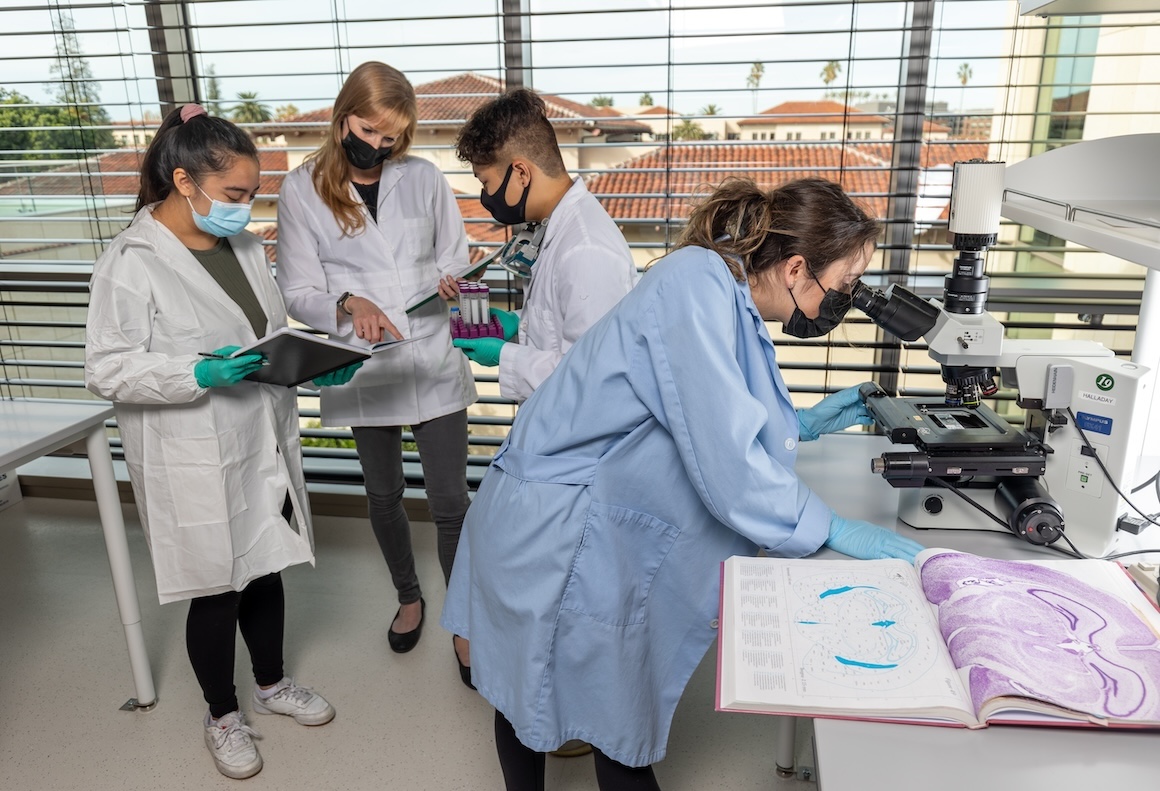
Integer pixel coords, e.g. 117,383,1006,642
198,351,269,366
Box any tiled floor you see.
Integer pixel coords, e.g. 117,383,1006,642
0,496,816,790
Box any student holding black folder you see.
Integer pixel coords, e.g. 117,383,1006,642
276,62,476,668
85,105,359,779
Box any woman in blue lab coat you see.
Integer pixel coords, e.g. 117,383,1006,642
441,177,924,790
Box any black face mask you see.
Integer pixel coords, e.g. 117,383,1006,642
342,130,392,170
783,274,854,338
480,164,530,226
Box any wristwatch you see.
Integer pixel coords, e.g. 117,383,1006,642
337,292,354,315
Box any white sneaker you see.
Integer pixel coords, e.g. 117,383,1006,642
204,710,262,780
251,677,336,726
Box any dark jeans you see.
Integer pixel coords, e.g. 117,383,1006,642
494,710,662,791
352,409,470,604
187,572,285,719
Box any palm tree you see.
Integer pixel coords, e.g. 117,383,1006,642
589,95,614,107
701,104,721,116
957,62,973,113
672,118,705,141
639,92,654,106
747,62,765,113
820,60,842,88
231,92,272,124
204,65,223,116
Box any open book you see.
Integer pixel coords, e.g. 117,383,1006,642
717,549,1160,729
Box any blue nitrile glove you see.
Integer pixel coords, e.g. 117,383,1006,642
193,346,264,388
453,336,505,367
824,514,925,561
796,383,874,441
490,307,520,341
313,360,363,387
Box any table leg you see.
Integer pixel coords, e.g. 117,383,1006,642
775,716,796,777
85,426,157,710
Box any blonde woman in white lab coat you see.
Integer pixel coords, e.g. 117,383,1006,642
276,62,476,662
85,105,345,780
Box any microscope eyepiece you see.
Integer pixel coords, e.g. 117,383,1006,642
852,282,940,343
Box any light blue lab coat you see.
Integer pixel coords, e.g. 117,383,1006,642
441,245,834,767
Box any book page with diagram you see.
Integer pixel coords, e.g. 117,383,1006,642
717,556,976,725
915,550,1160,727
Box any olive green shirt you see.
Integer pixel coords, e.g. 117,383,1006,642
188,238,267,339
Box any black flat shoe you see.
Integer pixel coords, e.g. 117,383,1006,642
388,598,425,654
454,638,476,690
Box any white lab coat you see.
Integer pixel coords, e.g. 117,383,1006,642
85,207,314,605
498,178,638,402
276,156,477,426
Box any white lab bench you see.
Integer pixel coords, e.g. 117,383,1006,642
792,433,1160,790
0,399,157,710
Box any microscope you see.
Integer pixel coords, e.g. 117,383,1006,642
852,160,1154,557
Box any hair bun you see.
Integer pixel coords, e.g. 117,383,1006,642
180,103,208,123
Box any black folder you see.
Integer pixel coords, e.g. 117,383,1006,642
232,327,372,388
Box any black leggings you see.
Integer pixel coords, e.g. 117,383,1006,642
494,710,662,791
186,572,286,719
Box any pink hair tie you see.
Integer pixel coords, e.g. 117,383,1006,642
180,103,208,123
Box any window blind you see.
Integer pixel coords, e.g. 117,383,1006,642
2,0,1157,485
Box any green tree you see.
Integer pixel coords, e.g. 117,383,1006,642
298,420,356,449
957,62,973,112
589,95,614,107
701,104,721,116
298,419,416,451
204,65,223,116
0,89,39,159
746,62,765,113
275,103,301,121
231,92,272,124
0,88,117,160
672,118,706,141
823,88,871,104
820,60,843,88
40,12,116,156
639,92,654,106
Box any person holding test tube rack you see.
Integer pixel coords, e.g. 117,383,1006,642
441,89,638,707
85,104,357,780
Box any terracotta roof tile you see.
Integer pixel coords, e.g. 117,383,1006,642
738,100,890,126
587,141,990,221
0,150,290,198
272,72,650,135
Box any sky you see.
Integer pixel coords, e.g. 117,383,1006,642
0,0,1015,123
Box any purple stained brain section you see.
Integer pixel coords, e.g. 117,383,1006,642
919,553,1160,720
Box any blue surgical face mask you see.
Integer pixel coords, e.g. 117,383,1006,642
186,181,252,237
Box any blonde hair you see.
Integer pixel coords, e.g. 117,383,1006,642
308,61,418,236
677,177,879,283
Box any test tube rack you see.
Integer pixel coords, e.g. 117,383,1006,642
450,313,504,339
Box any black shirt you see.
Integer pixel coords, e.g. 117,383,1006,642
352,180,380,223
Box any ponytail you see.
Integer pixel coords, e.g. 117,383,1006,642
135,104,258,211
677,177,879,283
